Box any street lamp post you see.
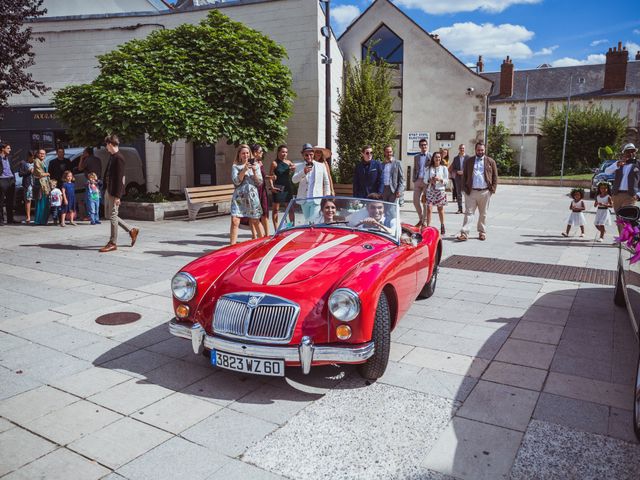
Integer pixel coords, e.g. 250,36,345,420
518,76,529,178
560,74,573,186
320,0,332,151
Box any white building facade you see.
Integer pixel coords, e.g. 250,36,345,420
1,0,342,191
337,0,492,174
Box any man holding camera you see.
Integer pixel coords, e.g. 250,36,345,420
605,143,639,212
292,143,330,221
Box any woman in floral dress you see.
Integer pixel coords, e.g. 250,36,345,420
230,144,263,245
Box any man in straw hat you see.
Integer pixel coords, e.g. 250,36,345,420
292,143,331,221
605,143,639,212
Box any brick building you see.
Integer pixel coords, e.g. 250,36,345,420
482,43,640,175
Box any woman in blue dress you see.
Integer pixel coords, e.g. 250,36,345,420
61,170,77,226
33,149,51,225
229,144,263,245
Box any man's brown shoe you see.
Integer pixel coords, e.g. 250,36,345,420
99,243,117,253
129,228,140,247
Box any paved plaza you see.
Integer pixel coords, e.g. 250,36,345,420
0,185,639,479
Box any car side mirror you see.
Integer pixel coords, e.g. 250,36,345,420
617,205,640,224
592,168,599,174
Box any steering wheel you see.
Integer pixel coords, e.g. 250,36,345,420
355,219,388,232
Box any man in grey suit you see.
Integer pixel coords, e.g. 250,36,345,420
382,145,405,204
449,144,467,214
412,138,432,226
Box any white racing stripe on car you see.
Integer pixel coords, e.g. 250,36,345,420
266,234,358,286
252,230,304,284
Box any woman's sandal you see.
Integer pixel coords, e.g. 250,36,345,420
479,233,486,241
456,233,468,241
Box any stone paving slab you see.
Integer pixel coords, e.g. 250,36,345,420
0,185,639,479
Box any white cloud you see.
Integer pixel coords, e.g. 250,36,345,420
534,45,558,56
626,41,640,53
590,39,608,47
634,29,640,35
551,54,606,67
432,22,534,59
395,0,541,15
332,5,361,34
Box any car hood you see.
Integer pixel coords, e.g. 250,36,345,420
233,228,391,286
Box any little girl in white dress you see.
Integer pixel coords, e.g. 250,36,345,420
593,182,612,242
562,188,586,237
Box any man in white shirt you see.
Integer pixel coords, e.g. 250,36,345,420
456,141,498,241
412,138,432,226
605,143,639,212
292,143,331,221
382,145,405,204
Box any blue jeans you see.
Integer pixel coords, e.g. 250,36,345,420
87,196,100,224
50,206,61,223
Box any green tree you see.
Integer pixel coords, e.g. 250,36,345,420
54,10,294,195
336,53,397,183
487,122,518,175
540,105,626,175
1,0,48,107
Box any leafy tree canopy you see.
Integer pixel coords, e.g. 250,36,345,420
487,123,519,176
540,105,626,175
54,10,294,193
336,53,397,183
0,0,48,107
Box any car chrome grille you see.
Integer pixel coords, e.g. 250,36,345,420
213,293,299,343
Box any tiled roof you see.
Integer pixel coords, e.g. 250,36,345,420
482,61,640,102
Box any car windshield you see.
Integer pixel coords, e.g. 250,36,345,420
277,196,401,243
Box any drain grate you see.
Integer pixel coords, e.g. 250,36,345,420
440,255,616,286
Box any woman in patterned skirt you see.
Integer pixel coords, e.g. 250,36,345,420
230,144,263,245
424,151,448,235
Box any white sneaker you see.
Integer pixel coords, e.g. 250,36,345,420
579,233,584,237
596,237,603,243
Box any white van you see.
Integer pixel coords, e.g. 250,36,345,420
43,146,146,196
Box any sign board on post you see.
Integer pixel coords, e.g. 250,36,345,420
407,132,429,156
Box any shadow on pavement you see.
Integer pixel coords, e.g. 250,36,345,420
92,287,640,478
93,323,352,404
19,243,100,251
142,249,216,258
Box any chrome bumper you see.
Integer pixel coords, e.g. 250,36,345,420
168,319,375,374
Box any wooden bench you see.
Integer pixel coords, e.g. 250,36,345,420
333,184,353,196
184,184,235,221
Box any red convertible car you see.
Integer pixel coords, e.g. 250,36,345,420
168,196,441,380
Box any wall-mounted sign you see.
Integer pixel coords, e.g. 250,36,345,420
436,132,455,141
407,132,429,156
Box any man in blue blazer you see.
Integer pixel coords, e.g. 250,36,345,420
353,145,383,199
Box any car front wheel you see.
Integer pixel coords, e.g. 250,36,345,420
358,291,391,381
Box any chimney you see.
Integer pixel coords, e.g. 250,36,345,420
431,34,440,43
604,41,628,92
636,51,640,61
499,56,514,97
476,55,484,73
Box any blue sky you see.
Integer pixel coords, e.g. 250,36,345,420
331,0,640,72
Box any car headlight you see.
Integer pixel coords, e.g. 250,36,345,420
328,288,360,322
171,272,197,302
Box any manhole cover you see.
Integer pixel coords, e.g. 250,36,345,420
95,312,142,325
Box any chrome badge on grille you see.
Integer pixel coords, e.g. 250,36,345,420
247,295,262,309
213,292,300,344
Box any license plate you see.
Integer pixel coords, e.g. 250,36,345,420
211,350,285,377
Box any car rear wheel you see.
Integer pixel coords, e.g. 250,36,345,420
614,265,626,307
358,291,391,381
